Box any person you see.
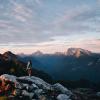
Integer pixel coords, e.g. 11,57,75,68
26,60,32,77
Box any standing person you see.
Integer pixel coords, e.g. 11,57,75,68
26,60,32,77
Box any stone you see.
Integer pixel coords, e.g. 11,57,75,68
53,83,72,96
32,83,39,90
26,84,38,92
96,92,100,97
13,89,21,96
15,82,24,89
22,90,34,99
19,76,52,90
0,74,17,83
0,74,73,100
34,89,44,95
57,94,71,100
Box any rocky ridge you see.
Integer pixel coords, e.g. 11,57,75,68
0,74,100,100
0,74,72,100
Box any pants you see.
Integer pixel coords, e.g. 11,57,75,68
28,69,32,76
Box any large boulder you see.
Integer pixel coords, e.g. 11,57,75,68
0,74,17,83
53,83,72,96
57,94,71,100
96,92,100,97
18,76,52,90
22,90,34,99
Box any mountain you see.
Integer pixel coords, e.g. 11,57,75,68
18,48,100,83
0,51,52,82
0,51,17,62
32,50,43,56
3,51,17,60
66,48,91,57
17,53,27,57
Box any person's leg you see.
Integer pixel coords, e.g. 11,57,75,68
28,69,30,76
29,69,31,77
30,69,32,76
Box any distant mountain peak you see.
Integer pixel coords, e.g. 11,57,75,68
3,51,14,55
3,51,17,60
66,48,91,57
32,50,43,56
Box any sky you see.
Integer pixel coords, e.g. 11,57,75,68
0,0,100,54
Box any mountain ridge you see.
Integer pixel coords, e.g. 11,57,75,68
0,51,52,83
18,48,94,57
18,48,100,82
1,48,100,82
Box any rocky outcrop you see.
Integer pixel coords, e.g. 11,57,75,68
0,74,100,100
0,74,72,100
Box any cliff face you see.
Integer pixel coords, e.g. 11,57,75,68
66,48,91,57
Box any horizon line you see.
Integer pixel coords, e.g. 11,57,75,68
0,47,100,55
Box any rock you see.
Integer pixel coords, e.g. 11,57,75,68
26,84,33,92
34,89,47,99
19,76,52,90
26,84,38,92
17,78,33,84
96,92,100,97
0,74,72,100
32,83,39,90
53,83,72,96
27,85,32,92
57,94,71,100
29,93,35,99
34,89,45,95
22,90,34,99
38,95,48,100
0,74,17,83
15,82,24,89
22,90,29,96
13,89,21,96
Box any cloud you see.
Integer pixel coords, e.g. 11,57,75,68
35,0,43,6
65,38,100,52
97,0,100,5
0,0,99,53
10,1,33,22
50,3,98,34
52,5,91,25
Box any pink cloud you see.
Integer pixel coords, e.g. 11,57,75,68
71,39,100,53
52,5,92,27
10,0,33,22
